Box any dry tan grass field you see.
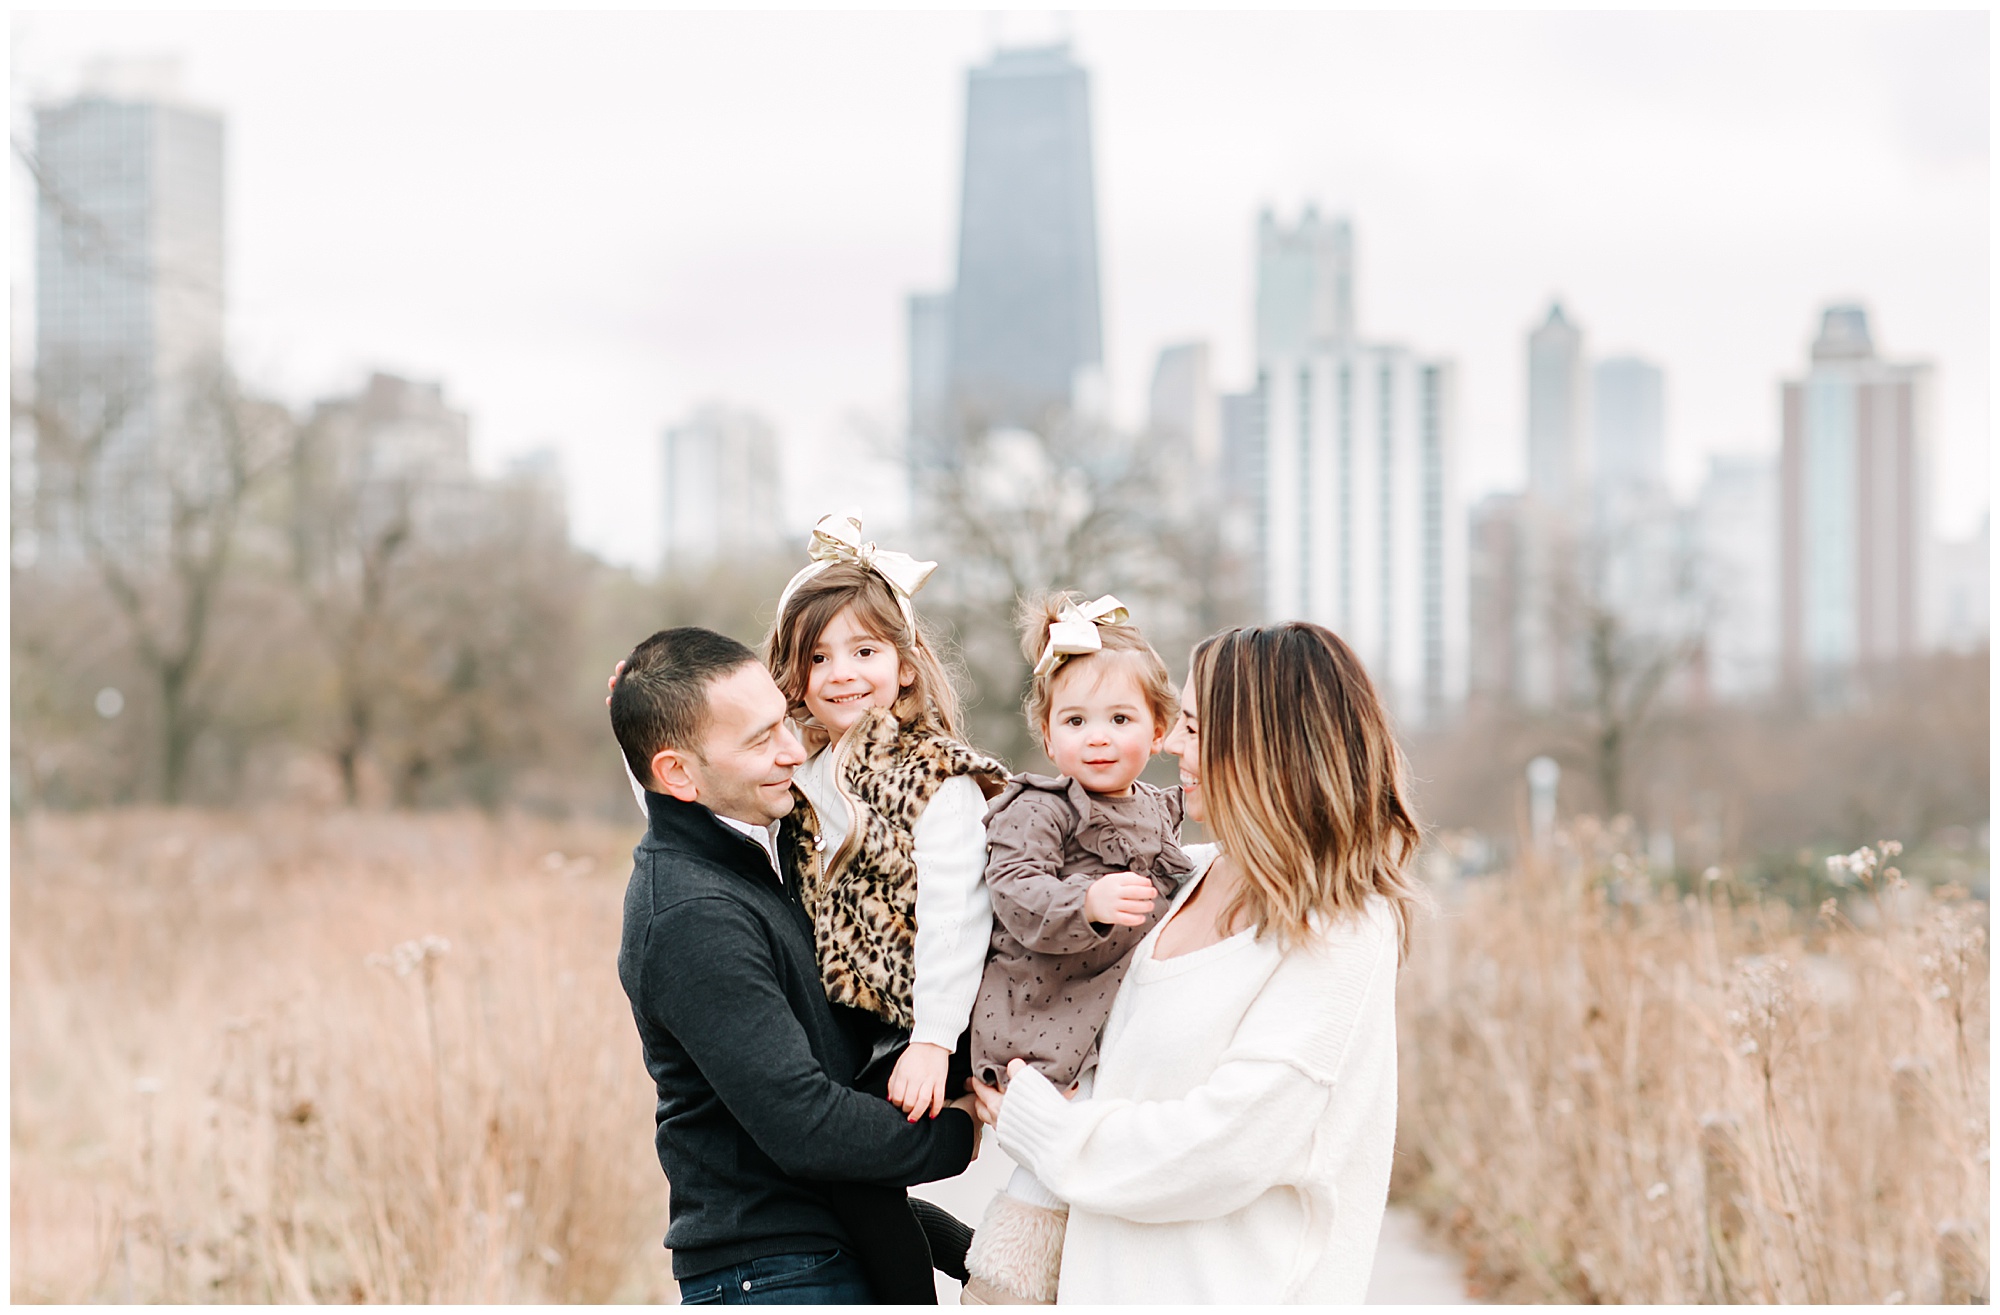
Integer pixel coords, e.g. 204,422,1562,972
11,809,1989,1303
1395,820,1990,1303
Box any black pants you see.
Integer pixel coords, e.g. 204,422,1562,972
825,1007,977,1302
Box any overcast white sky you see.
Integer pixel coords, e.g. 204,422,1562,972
11,9,1990,569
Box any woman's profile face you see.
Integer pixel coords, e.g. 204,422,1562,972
1161,673,1205,823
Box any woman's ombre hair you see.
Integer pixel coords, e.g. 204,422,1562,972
1190,621,1424,958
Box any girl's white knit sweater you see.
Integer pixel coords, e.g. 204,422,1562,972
994,848,1400,1304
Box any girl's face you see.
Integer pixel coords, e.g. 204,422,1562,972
1161,673,1204,823
1041,655,1164,797
803,605,914,738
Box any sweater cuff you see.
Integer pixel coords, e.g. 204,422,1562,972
994,1064,1076,1183
910,1018,966,1051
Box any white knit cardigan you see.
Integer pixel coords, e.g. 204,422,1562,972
994,847,1401,1304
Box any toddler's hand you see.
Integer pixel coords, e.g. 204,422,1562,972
1084,871,1157,927
604,658,628,708
887,1042,952,1121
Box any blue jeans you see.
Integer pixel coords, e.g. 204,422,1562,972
676,1248,873,1305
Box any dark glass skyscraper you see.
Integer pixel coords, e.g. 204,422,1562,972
938,43,1102,442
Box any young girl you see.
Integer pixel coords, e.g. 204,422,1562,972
765,516,1009,1296
960,592,1194,1305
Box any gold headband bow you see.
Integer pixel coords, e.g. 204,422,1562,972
776,514,937,631
1033,594,1129,677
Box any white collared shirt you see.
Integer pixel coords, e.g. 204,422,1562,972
625,754,782,882
715,812,782,882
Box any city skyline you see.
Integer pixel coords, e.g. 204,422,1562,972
10,11,1987,569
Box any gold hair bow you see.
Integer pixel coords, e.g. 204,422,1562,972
776,514,937,631
1033,594,1129,677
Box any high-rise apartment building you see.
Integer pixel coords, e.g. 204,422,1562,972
908,43,1102,470
1255,206,1353,359
1592,356,1665,521
32,67,225,561
1693,452,1780,699
662,404,782,574
1251,208,1463,726
1527,302,1589,516
1930,514,1989,655
905,291,954,476
1145,341,1219,511
1259,346,1465,727
1779,305,1931,696
300,372,481,549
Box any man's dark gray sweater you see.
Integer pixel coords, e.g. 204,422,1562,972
617,790,975,1279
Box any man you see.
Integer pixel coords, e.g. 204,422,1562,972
611,626,978,1304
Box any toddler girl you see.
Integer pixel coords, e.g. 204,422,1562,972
961,592,1193,1304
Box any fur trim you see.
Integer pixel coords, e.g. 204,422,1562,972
965,1192,1068,1304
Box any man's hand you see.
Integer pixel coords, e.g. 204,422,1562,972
887,1042,952,1121
604,658,627,708
1084,871,1157,927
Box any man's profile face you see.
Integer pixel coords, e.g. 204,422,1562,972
678,663,806,827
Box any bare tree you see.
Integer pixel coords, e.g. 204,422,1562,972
19,365,292,802
910,409,1251,766
1548,515,1711,821
288,414,420,804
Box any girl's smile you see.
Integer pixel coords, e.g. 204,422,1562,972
803,605,915,736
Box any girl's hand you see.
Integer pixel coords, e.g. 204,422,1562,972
1084,871,1157,927
604,658,628,708
887,1042,952,1121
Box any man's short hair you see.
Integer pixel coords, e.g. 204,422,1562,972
610,627,760,790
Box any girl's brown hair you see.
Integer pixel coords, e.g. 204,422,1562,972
764,562,964,753
1018,592,1177,739
1191,621,1425,958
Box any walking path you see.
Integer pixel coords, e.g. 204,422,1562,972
912,1140,1474,1303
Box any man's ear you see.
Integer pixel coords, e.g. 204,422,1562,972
651,746,701,803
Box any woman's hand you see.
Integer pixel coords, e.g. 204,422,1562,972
969,1073,1005,1127
604,658,627,708
1084,871,1157,927
887,1042,953,1120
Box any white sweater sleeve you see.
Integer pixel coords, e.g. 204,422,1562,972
907,774,992,1050
995,907,1396,1224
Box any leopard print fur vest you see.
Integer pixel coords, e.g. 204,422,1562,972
778,707,1008,1031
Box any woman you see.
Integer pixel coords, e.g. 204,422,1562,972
970,621,1425,1303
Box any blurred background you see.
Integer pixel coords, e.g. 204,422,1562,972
9,11,1989,1304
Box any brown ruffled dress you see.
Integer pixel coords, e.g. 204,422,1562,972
970,773,1192,1089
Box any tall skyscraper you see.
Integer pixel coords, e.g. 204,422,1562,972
940,43,1102,440
1779,305,1932,696
1527,302,1589,516
1259,347,1465,727
301,372,481,548
32,66,225,561
905,290,954,476
1256,207,1354,360
662,404,782,574
1592,356,1665,521
1145,341,1219,511
1252,208,1463,726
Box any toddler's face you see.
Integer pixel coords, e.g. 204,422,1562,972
803,605,912,738
1042,654,1163,796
